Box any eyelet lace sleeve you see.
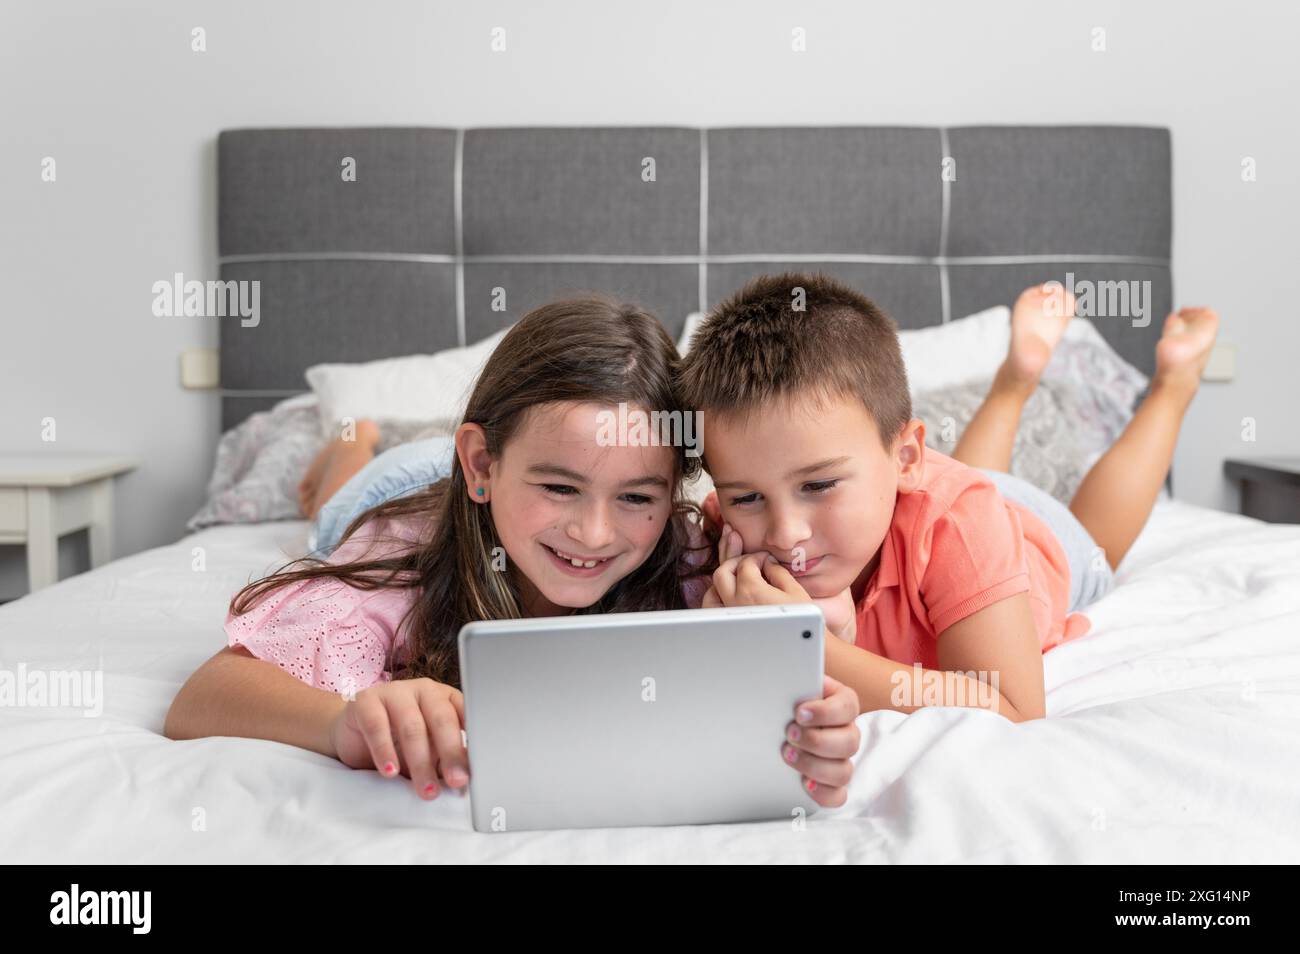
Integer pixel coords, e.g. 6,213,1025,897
224,515,427,695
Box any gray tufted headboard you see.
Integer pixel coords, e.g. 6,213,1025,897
216,125,1172,431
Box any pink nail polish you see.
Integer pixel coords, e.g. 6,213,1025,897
383,762,396,775
424,783,437,796
787,724,801,742
806,778,817,793
785,745,798,763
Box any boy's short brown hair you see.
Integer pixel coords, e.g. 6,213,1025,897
676,271,913,449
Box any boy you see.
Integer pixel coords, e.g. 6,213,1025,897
677,272,1218,722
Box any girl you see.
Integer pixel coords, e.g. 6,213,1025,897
166,297,862,807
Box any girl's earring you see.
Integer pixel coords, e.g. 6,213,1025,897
476,485,486,499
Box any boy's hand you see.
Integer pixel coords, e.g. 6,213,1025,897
329,677,469,801
810,586,857,644
703,521,857,642
708,520,803,604
783,675,861,808
762,559,857,643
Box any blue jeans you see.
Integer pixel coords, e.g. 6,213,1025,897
310,435,457,556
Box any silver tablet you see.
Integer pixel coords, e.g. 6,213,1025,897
458,604,825,833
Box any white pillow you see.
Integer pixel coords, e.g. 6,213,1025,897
678,312,705,355
898,304,1125,396
899,306,1010,394
305,327,510,433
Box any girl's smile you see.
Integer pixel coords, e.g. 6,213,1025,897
540,542,621,576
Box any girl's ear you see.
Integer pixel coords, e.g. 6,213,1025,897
454,423,495,503
895,418,926,493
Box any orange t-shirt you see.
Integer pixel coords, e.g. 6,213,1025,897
854,449,1092,668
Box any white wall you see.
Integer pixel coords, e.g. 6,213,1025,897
2,0,1296,599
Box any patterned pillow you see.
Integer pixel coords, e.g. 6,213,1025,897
915,377,1088,504
1040,323,1151,479
913,332,1151,505
187,395,325,530
187,395,451,530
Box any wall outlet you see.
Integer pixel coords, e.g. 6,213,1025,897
180,348,219,389
1202,343,1235,382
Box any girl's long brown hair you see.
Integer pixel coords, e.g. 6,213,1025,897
229,296,714,690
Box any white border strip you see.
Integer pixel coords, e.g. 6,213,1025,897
218,251,1170,267
467,253,702,264
453,129,466,346
938,126,952,323
219,251,456,265
698,128,709,315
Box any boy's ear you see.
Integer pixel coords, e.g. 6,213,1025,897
700,489,722,530
895,418,926,493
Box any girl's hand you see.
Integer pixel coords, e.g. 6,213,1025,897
328,677,469,800
783,675,861,808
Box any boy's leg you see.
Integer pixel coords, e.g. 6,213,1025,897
297,419,382,519
1068,308,1219,572
951,283,1075,472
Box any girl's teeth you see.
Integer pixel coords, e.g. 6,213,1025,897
552,547,602,568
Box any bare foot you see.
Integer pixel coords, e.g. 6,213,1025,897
1001,283,1077,390
1154,307,1219,393
297,419,383,518
298,444,333,517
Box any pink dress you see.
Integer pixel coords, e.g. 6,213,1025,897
225,514,712,694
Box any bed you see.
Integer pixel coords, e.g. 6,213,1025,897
3,502,1298,862
3,125,1297,863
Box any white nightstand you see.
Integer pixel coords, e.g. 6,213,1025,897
0,456,138,592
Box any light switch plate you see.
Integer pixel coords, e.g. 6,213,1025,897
180,348,219,389
1202,343,1235,382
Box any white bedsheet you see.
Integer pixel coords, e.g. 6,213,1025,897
1,500,1298,863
